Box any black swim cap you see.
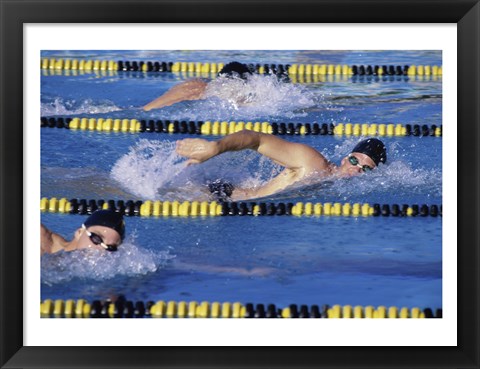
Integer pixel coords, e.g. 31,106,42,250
351,138,387,166
218,62,252,80
83,210,125,240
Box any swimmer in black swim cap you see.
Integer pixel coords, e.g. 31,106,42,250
351,138,387,166
41,210,125,254
338,138,387,176
217,62,253,80
143,61,258,111
176,131,387,201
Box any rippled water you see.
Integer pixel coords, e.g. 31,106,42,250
40,50,442,309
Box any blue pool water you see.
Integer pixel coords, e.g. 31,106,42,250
40,50,442,310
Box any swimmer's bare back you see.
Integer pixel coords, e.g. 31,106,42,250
143,79,208,111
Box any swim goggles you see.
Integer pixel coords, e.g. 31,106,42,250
82,224,118,252
348,154,373,172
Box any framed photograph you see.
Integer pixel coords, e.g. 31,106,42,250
1,0,479,368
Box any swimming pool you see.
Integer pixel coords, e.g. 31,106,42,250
40,50,442,317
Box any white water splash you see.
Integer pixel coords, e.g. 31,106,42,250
332,161,441,199
41,97,122,116
110,139,282,201
41,240,174,285
203,74,316,118
111,139,188,199
146,74,317,121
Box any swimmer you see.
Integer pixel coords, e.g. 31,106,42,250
41,210,125,255
143,61,254,111
176,131,387,201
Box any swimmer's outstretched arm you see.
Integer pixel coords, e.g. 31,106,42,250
176,130,329,171
143,79,208,111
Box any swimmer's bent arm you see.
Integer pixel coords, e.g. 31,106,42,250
176,130,328,171
143,79,208,111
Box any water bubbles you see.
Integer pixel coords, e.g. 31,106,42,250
41,240,174,285
206,74,317,119
346,161,441,201
111,139,187,199
152,74,319,121
41,97,122,116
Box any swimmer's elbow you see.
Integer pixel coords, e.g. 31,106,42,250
143,100,171,111
238,129,263,148
142,101,158,111
231,187,261,201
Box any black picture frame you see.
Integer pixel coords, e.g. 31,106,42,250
1,0,478,368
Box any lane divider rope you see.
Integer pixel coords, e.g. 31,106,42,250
41,68,442,83
40,299,441,318
40,58,442,76
40,198,442,218
41,117,443,137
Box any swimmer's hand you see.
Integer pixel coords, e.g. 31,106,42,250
176,138,219,166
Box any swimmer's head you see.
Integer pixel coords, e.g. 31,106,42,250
84,210,125,239
217,62,253,80
339,138,386,176
76,210,125,252
351,138,387,166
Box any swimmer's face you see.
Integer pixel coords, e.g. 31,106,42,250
77,225,122,252
339,152,376,177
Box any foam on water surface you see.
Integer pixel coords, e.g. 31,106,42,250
41,239,174,285
110,138,281,201
41,97,122,116
143,73,323,121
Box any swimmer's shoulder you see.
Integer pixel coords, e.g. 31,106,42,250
41,224,69,254
303,150,334,176
41,224,54,254
183,78,209,87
